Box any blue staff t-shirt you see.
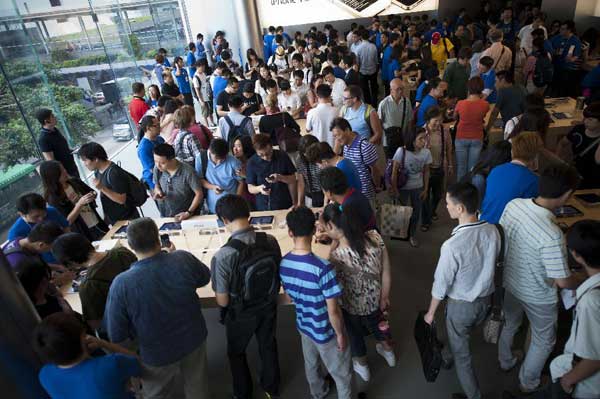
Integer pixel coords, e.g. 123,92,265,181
39,354,140,399
336,158,362,192
481,69,497,104
175,68,192,94
480,162,539,224
8,206,69,263
416,94,438,127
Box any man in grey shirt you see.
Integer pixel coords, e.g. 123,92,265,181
152,143,204,220
424,182,502,399
378,78,413,158
211,194,282,399
352,29,379,106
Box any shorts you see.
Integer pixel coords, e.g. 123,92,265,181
200,100,213,118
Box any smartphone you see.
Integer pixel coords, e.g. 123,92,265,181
575,193,600,205
249,216,275,225
553,205,583,218
160,234,171,248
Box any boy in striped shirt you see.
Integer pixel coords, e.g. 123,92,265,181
498,165,583,394
280,206,352,399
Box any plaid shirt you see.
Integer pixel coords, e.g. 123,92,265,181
173,130,202,166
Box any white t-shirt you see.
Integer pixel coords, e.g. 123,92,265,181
392,147,432,190
500,198,571,305
306,103,338,146
328,77,347,108
550,273,600,398
278,92,301,114
291,82,310,105
193,72,211,100
518,24,548,54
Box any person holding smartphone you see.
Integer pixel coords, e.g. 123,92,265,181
246,133,297,211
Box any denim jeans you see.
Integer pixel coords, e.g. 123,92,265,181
342,309,388,358
455,139,483,181
398,188,423,238
422,167,445,226
498,290,557,390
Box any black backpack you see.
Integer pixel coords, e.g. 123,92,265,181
105,163,148,208
223,115,252,149
533,52,554,88
226,232,281,315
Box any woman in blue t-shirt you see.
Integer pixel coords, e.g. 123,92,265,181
33,312,141,399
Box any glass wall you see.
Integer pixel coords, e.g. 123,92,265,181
0,0,189,240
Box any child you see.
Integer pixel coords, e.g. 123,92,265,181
280,206,352,399
33,312,140,398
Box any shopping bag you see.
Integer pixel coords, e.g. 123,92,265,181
379,202,412,239
414,311,443,382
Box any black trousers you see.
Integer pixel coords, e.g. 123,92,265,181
183,92,194,107
553,68,580,98
225,304,280,399
360,72,379,107
421,167,445,226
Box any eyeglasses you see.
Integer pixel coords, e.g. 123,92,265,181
342,96,354,101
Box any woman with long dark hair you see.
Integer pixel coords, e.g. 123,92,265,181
146,84,161,108
231,135,256,208
255,64,274,103
137,115,165,190
244,48,263,81
322,203,395,382
39,160,108,241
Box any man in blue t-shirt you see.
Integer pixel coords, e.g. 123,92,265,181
34,312,140,399
174,56,193,107
480,132,542,223
478,56,497,104
9,193,69,263
195,138,243,214
496,7,520,47
263,26,276,61
280,206,351,399
416,77,445,127
195,33,207,60
186,42,197,78
320,166,376,232
551,21,582,97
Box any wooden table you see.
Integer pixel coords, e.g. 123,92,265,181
62,209,328,312
560,189,600,227
487,97,580,150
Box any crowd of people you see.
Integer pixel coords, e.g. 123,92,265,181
3,1,600,398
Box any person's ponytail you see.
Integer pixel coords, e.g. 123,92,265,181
323,202,367,257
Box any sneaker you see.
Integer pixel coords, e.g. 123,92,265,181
420,224,430,232
409,237,420,248
352,360,371,382
375,343,396,367
432,214,439,221
265,393,280,399
519,375,549,395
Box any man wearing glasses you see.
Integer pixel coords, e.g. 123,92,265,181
152,143,204,221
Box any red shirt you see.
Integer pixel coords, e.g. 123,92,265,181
455,98,490,140
129,96,150,128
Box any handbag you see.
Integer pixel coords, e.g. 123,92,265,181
379,200,413,239
274,113,300,153
384,146,408,190
482,224,506,344
414,310,443,382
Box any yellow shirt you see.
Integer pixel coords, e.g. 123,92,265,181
430,38,454,72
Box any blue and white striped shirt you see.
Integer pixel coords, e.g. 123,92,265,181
501,198,571,305
280,252,341,344
343,135,378,200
